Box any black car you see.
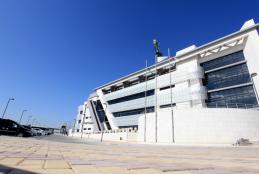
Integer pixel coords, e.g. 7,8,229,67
0,118,32,137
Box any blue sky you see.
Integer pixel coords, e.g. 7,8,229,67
0,0,259,128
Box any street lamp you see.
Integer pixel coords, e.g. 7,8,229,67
19,109,27,124
1,98,15,119
26,115,32,125
251,73,259,105
31,118,36,127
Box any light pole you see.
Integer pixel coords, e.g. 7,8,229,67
1,98,15,119
100,103,108,142
251,73,259,105
19,109,27,124
31,119,36,127
26,115,32,125
153,39,163,143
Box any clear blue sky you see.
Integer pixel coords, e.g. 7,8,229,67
0,0,259,128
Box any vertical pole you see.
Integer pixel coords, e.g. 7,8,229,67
26,115,32,125
155,55,158,143
144,59,148,142
2,98,14,119
19,110,27,124
251,75,259,105
168,48,175,143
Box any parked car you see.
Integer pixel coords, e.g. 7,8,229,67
0,118,32,137
32,128,45,136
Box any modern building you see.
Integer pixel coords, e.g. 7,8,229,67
73,103,95,134
75,19,259,144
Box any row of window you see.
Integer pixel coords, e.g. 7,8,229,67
107,90,155,105
201,50,258,107
112,103,176,117
160,103,176,108
102,64,176,95
201,51,244,71
83,128,92,130
204,63,251,90
207,85,257,105
113,106,155,117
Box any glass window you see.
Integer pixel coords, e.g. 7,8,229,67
204,63,251,90
107,90,154,105
201,51,245,71
113,106,154,117
207,85,257,107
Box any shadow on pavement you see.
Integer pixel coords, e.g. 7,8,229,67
0,164,37,174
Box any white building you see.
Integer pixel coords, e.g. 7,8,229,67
73,103,95,134
75,19,259,144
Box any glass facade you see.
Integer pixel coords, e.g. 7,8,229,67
201,51,258,107
201,51,245,71
207,85,257,107
107,89,154,105
204,63,251,90
113,106,154,117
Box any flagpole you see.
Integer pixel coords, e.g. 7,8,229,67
144,59,148,142
168,48,175,143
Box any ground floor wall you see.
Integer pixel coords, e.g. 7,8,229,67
137,108,259,144
69,131,137,142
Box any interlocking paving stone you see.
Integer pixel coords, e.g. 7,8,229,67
44,160,70,169
1,135,259,174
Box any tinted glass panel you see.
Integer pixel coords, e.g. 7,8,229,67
204,63,251,90
201,51,244,71
107,90,154,105
113,106,154,117
207,85,257,107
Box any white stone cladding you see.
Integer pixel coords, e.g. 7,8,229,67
74,103,95,133
74,20,259,145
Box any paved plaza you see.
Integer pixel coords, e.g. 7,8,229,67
1,135,259,174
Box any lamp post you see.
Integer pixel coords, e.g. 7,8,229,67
31,118,36,127
100,103,108,142
19,109,27,124
1,98,15,119
251,73,259,105
26,115,32,125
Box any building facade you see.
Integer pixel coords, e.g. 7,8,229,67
74,19,259,143
73,103,95,134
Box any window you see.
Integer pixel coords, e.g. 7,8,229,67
160,85,175,91
102,63,176,95
80,111,83,114
207,85,257,106
204,63,251,90
107,90,155,105
113,106,154,117
78,120,81,124
87,128,91,130
160,103,176,108
77,129,79,132
201,50,258,108
201,51,245,71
